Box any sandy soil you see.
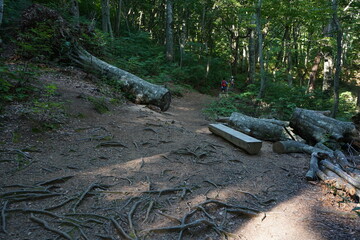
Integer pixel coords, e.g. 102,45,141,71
0,68,359,240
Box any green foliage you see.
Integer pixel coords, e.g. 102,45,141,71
353,207,360,217
79,29,110,56
16,21,61,60
0,64,38,111
87,96,110,114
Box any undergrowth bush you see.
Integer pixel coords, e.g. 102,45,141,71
203,81,357,121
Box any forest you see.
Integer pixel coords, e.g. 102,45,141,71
0,0,360,240
1,0,359,119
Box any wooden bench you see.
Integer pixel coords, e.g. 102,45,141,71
208,123,262,155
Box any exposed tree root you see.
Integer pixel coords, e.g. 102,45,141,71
30,214,73,240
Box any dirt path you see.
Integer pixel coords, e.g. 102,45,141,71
0,70,359,240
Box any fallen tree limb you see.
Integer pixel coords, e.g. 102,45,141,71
320,160,360,189
273,140,333,155
322,168,357,196
334,150,352,169
305,152,320,181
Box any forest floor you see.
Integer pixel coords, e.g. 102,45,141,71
0,67,359,240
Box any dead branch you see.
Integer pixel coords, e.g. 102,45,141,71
110,217,134,240
334,150,352,169
305,152,320,181
30,214,73,240
321,160,360,188
321,168,357,196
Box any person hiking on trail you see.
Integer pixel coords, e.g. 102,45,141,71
230,76,235,89
221,78,228,93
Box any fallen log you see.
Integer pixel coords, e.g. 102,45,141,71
208,123,262,155
70,47,171,111
229,112,292,141
322,168,357,196
305,152,321,181
334,150,352,169
320,160,360,189
290,108,358,144
21,4,171,111
272,140,333,155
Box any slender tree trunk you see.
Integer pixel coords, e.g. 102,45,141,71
115,0,122,35
101,0,108,32
165,0,174,62
248,15,256,84
256,0,265,98
69,0,79,28
0,0,3,27
0,0,3,45
101,0,113,38
331,0,342,118
307,52,322,93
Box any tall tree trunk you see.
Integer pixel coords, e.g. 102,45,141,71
256,0,265,98
70,0,80,28
101,0,113,38
0,0,3,45
307,52,322,93
165,0,174,62
114,0,122,35
331,0,342,118
248,15,256,84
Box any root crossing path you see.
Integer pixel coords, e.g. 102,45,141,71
0,71,359,240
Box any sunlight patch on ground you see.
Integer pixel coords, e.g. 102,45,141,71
175,106,195,111
195,126,211,134
235,193,324,240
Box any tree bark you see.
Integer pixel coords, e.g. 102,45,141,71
114,0,122,35
305,152,320,181
256,0,265,98
320,159,360,189
319,168,357,196
272,140,333,155
290,108,357,144
307,52,322,93
248,15,256,84
0,0,4,27
165,0,174,62
331,0,342,118
71,47,171,111
229,112,291,142
101,0,113,38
